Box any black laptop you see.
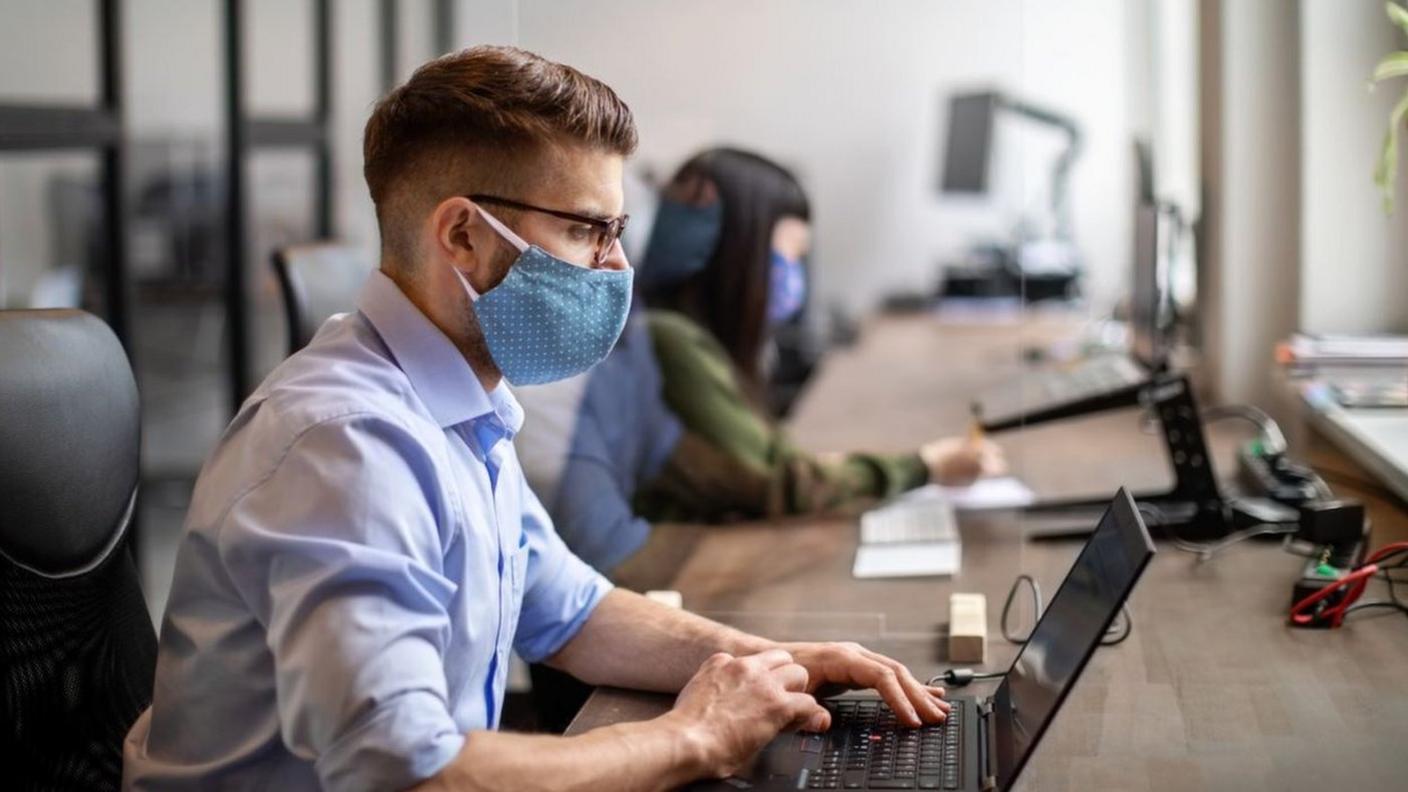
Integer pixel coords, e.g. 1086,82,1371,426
688,488,1155,791
976,202,1168,433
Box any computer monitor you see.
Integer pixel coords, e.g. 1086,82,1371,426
990,489,1155,790
941,92,998,194
1130,201,1163,367
1133,138,1155,204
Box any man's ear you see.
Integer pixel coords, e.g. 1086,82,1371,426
429,196,497,291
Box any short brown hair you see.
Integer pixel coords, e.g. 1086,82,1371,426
363,46,637,259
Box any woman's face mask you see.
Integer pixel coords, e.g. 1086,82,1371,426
638,198,723,289
767,249,807,324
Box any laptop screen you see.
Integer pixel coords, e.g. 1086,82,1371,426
990,490,1155,790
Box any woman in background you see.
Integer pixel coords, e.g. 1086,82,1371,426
635,147,1004,523
514,147,1003,578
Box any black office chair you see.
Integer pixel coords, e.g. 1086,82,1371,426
271,242,373,356
0,309,156,790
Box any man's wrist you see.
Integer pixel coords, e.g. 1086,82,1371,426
657,709,717,779
718,629,775,658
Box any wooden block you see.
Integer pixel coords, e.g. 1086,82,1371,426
645,589,684,609
948,592,987,664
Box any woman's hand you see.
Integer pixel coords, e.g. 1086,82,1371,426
919,436,1006,486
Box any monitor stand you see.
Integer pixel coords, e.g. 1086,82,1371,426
1023,375,1229,541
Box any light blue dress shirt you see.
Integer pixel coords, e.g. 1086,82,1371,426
123,270,613,792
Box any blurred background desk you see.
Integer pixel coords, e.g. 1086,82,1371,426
567,313,1408,791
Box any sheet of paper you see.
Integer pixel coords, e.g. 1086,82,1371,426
852,542,960,579
936,476,1035,511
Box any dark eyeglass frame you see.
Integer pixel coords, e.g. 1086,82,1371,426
470,194,629,266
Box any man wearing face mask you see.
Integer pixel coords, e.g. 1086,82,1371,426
122,47,952,792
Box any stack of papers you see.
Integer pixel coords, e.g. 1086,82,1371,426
852,542,960,579
934,477,1036,511
1284,334,1408,365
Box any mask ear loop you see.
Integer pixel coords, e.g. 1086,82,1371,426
474,204,530,254
456,203,531,301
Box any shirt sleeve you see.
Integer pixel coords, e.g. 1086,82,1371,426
512,480,614,663
216,414,465,792
549,368,683,572
629,316,687,484
551,451,653,573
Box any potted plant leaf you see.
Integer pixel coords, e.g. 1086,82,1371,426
1373,1,1408,213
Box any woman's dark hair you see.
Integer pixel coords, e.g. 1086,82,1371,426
645,147,811,390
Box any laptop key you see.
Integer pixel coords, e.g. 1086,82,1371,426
865,781,917,789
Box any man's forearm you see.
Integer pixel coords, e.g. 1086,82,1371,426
547,588,774,692
412,712,711,792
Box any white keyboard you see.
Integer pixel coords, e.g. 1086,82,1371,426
854,490,961,578
860,494,959,546
856,484,957,546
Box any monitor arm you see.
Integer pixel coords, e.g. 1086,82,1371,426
995,95,1084,241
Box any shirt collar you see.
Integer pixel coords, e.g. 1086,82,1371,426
357,269,524,437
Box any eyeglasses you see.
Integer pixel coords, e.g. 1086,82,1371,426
470,194,629,267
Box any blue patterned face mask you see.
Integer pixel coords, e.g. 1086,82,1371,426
767,249,807,324
639,198,723,289
454,207,633,386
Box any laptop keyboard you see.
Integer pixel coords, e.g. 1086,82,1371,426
977,355,1148,428
1039,357,1145,400
806,699,963,790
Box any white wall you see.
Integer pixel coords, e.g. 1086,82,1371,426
1300,0,1408,335
331,0,385,255
0,0,98,105
460,0,1136,318
1151,0,1200,215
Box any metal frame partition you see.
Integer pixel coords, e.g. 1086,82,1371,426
0,0,131,351
222,0,334,409
381,0,458,93
222,0,455,410
381,0,400,94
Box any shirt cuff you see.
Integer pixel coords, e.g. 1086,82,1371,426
315,689,465,792
514,558,614,664
901,453,930,489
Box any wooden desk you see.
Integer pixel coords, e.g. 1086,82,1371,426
568,315,1408,791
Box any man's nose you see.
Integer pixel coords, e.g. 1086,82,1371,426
597,238,630,271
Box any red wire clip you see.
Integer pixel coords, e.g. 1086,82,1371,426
1289,541,1408,628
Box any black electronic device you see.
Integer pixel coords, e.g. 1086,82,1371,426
687,490,1156,791
936,90,1085,304
1021,375,1229,541
1297,500,1367,548
976,200,1167,433
1288,529,1373,630
1236,445,1322,506
1291,555,1358,630
941,93,997,195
